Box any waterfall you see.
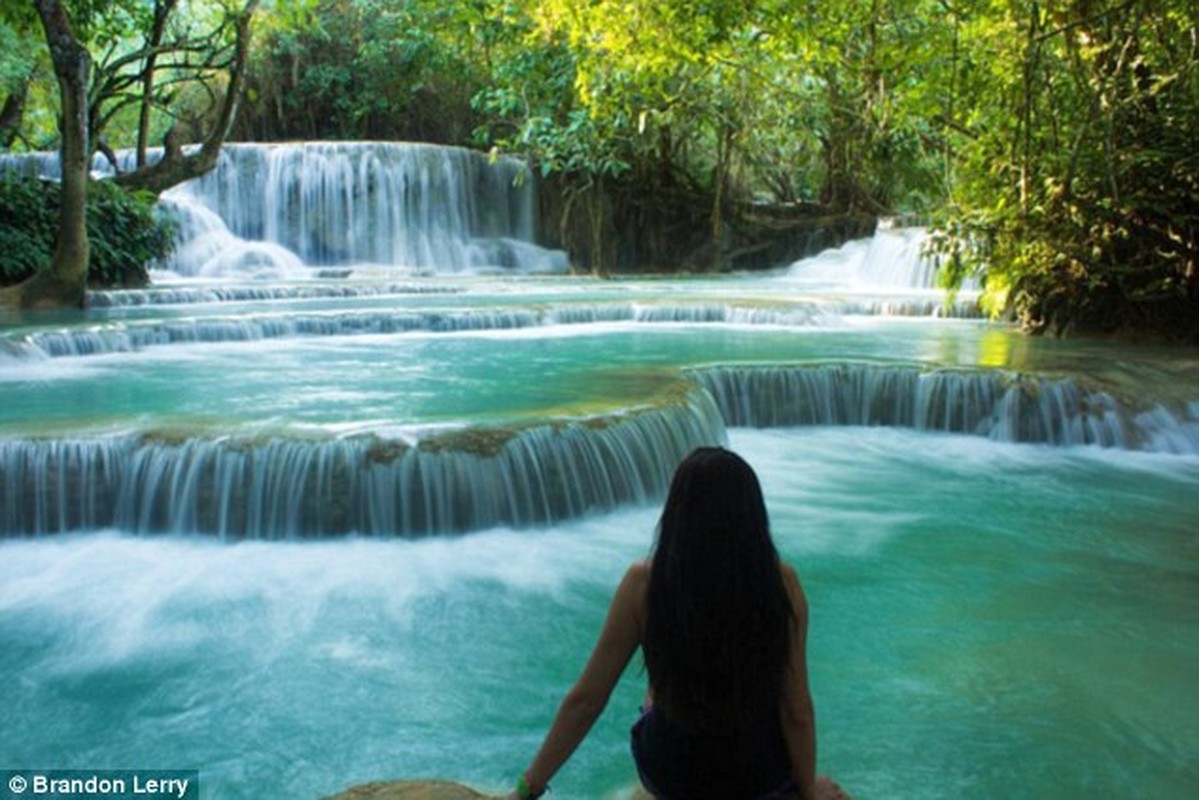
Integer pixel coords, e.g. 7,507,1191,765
857,226,940,288
0,151,59,178
158,192,308,278
160,142,569,276
0,388,725,538
785,226,980,292
691,363,1198,452
1,142,570,277
1135,401,1199,455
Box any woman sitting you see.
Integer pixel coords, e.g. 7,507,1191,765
508,446,827,800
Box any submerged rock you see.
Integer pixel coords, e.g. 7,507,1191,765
327,776,851,799
326,781,493,800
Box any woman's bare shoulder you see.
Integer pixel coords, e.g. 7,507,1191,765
627,559,652,582
621,560,652,602
778,560,808,612
614,560,651,636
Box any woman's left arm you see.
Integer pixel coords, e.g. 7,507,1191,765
511,562,647,798
780,563,817,800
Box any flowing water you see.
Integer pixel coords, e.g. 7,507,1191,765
1,144,1197,799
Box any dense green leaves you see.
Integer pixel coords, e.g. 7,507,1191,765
0,176,175,288
0,178,56,282
931,0,1198,339
238,0,487,141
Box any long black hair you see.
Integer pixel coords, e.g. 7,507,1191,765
643,447,795,732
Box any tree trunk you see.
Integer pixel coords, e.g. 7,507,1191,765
590,174,606,276
136,0,179,169
2,0,92,309
0,73,31,148
710,121,737,271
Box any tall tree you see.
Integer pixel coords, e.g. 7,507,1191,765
1,0,260,309
0,0,92,308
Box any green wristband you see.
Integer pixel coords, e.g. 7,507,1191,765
516,773,545,800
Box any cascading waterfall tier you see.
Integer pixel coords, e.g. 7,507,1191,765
87,282,465,307
2,361,1195,539
0,387,725,538
1,142,569,276
784,225,982,300
161,141,569,275
690,363,1199,453
2,302,830,360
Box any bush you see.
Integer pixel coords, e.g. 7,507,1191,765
0,176,175,288
0,178,57,284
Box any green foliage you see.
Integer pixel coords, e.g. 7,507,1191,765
0,176,175,288
0,18,38,93
86,179,178,286
933,0,1199,340
239,0,486,141
0,177,55,281
239,0,958,215
485,0,960,213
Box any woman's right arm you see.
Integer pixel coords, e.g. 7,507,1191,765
780,563,817,800
509,561,648,798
